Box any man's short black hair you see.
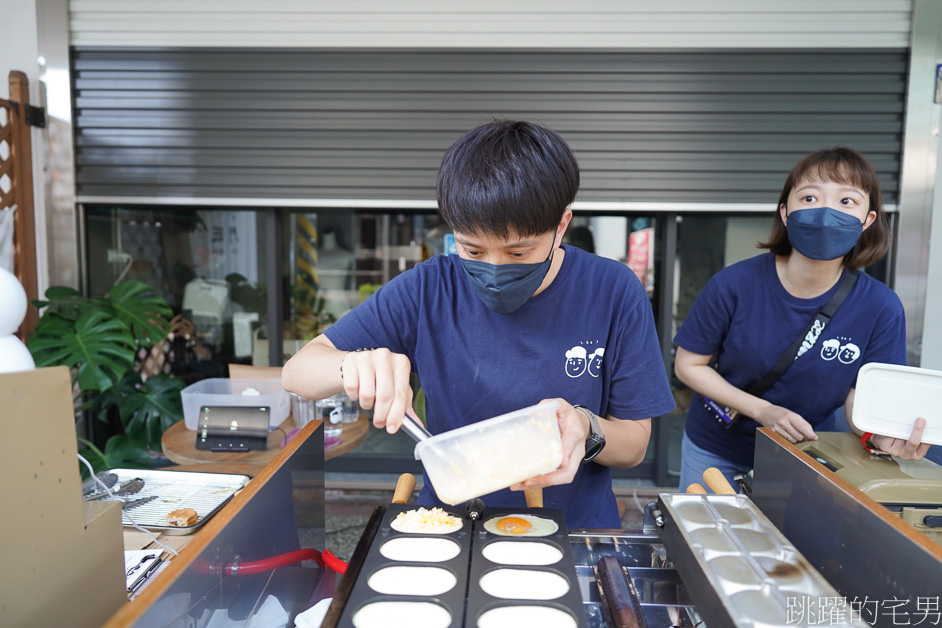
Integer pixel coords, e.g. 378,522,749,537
436,120,580,239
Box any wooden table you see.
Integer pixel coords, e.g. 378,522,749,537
161,417,300,465
162,413,370,465
325,414,370,460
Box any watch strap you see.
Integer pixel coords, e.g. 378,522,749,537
574,405,605,462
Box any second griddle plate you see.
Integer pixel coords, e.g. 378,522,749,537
332,503,473,628
466,507,589,628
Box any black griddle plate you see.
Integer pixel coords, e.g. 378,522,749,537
332,504,472,627
466,508,589,628
322,505,588,627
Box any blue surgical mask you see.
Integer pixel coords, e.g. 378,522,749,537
460,247,555,314
786,207,863,261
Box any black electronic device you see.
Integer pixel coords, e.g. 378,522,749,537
195,405,270,452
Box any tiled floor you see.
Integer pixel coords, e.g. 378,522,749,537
324,475,674,561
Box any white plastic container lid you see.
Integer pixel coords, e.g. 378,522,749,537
853,363,942,446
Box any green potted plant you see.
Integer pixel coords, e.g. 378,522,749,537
27,280,185,474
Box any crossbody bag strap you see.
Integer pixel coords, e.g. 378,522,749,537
746,270,859,398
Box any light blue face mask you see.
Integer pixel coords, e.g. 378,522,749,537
786,207,864,261
460,245,555,314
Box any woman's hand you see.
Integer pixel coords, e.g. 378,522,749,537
509,398,588,491
755,404,818,443
339,347,413,434
868,417,931,461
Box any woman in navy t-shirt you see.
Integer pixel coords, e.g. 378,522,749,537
673,148,932,491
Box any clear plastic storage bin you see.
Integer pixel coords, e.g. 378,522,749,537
180,378,290,430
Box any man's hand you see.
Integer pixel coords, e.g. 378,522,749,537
509,398,589,491
868,417,931,461
756,404,817,443
340,347,413,434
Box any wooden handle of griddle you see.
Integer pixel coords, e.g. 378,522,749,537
392,473,416,504
703,467,737,495
686,483,708,495
525,487,543,508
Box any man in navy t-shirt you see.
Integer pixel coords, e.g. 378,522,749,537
283,121,675,528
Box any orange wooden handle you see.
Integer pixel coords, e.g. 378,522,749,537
524,487,543,508
703,467,737,495
392,473,416,504
686,483,708,495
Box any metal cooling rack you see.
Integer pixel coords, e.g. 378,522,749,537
89,468,250,535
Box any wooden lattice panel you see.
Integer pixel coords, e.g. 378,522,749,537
2,71,40,338
0,100,13,210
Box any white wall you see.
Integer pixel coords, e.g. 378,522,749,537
69,0,912,49
919,137,942,371
0,0,42,103
0,0,48,288
896,0,942,369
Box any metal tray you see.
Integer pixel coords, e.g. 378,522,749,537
657,493,868,628
87,468,250,535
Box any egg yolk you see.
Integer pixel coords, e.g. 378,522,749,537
496,517,532,534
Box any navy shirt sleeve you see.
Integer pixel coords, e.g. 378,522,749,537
606,293,677,421
853,290,907,385
672,272,734,358
324,268,420,358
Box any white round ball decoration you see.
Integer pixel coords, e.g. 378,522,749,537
0,266,35,373
0,335,36,373
0,266,28,335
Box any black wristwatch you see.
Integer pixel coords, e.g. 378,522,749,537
573,405,606,462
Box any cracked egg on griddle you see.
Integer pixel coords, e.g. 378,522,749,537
483,514,558,537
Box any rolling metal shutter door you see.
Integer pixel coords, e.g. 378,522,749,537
73,49,906,204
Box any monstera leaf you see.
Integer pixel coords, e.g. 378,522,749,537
31,285,95,323
118,373,185,449
28,308,135,392
32,280,182,471
78,436,152,476
105,280,172,346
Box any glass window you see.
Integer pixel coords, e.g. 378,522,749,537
280,210,447,469
566,214,657,297
83,205,673,478
84,204,268,381
666,214,773,483
279,210,446,359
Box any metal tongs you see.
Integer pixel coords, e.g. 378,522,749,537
398,409,472,478
84,477,145,501
399,409,432,443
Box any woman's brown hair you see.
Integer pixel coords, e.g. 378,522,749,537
759,147,890,271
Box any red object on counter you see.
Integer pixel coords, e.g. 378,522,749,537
861,431,878,454
322,550,347,575
193,549,349,576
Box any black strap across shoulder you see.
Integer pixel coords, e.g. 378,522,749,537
745,270,859,398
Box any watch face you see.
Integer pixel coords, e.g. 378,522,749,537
585,435,605,461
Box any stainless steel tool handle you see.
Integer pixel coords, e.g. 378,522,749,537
400,411,431,443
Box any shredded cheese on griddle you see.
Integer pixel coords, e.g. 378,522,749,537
390,507,463,534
